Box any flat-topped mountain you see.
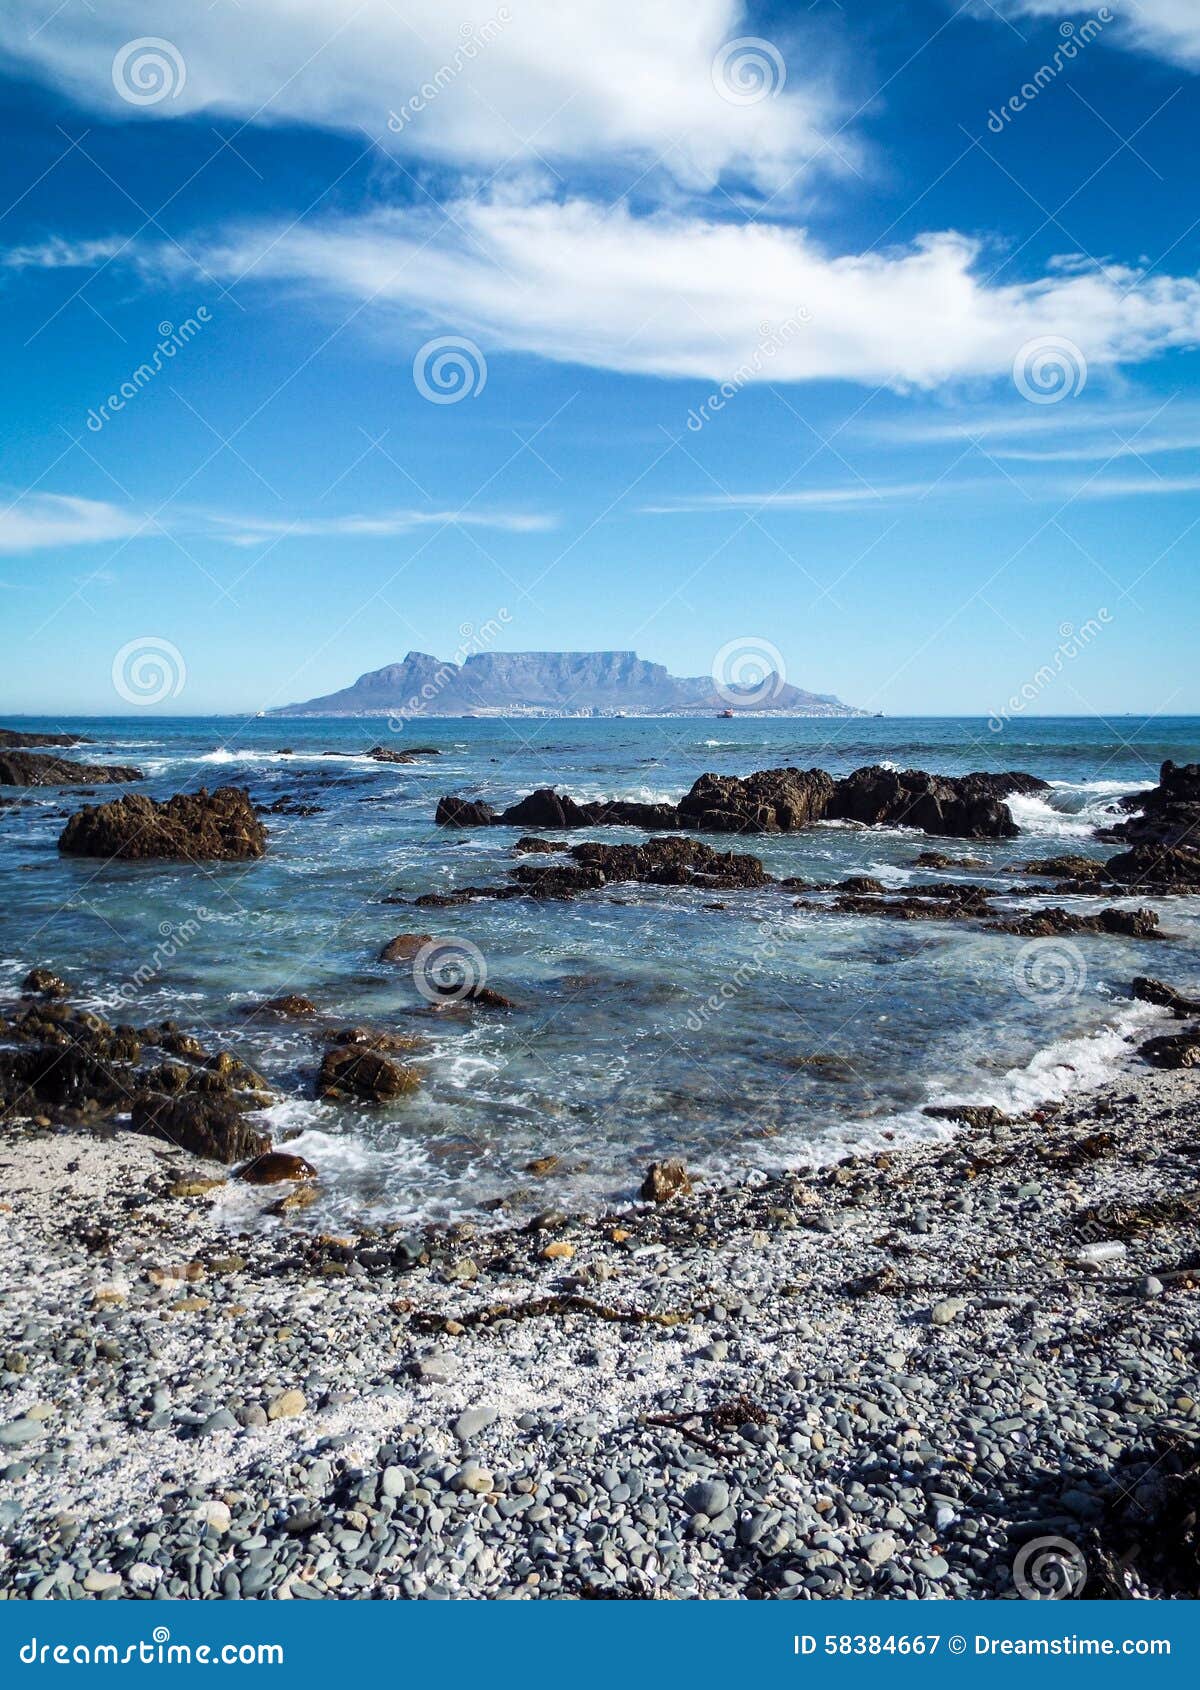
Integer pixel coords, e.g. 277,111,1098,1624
271,650,866,718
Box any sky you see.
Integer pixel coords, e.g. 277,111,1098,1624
0,0,1198,718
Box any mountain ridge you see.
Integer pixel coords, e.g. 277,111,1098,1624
270,650,868,718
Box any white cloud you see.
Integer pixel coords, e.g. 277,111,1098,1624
0,0,842,192
160,194,1200,389
210,509,555,546
871,400,1200,460
986,2,1200,70
0,493,143,554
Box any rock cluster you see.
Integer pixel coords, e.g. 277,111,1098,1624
437,764,1051,842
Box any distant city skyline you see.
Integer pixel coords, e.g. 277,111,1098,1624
1,1,1198,720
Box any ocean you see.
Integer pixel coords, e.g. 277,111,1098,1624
3,713,1198,1227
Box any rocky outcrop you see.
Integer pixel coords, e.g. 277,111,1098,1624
1105,843,1200,893
58,786,267,861
1111,761,1200,848
436,795,498,828
0,750,142,787
435,764,1047,841
0,727,92,748
826,767,1045,839
677,768,834,833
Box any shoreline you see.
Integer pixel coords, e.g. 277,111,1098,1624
2,1022,1198,1600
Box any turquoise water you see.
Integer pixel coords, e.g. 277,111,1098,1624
3,714,1198,1224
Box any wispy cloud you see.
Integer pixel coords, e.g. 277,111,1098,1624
209,509,557,546
0,493,554,556
982,1,1200,71
0,492,144,554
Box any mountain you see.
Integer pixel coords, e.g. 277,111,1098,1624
270,651,867,718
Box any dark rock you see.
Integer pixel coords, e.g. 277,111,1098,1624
923,1104,1014,1127
324,1027,426,1053
513,837,570,854
316,1046,420,1101
570,837,769,890
21,968,68,999
640,1159,693,1202
1131,977,1200,1017
435,764,1048,841
912,851,985,869
1105,843,1200,892
0,750,142,787
1139,1031,1200,1070
1110,760,1200,849
242,994,319,1019
828,767,1041,839
379,933,433,963
58,786,267,861
677,768,835,834
1019,854,1109,881
0,727,92,748
235,1151,318,1185
436,795,498,827
988,906,1162,940
131,1092,270,1163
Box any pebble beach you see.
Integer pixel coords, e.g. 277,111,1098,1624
2,1032,1197,1601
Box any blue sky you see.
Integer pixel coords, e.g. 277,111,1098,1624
0,0,1198,717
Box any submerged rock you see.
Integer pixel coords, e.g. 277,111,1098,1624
58,785,267,861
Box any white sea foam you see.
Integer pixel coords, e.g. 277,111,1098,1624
1007,791,1099,840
